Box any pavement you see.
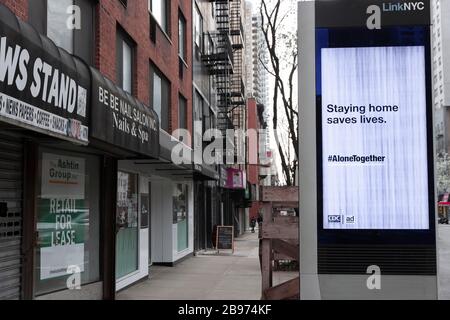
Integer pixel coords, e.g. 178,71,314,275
116,232,297,300
438,224,450,299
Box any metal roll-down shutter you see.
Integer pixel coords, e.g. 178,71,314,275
0,132,23,300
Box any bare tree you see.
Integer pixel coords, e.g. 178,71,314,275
260,0,298,186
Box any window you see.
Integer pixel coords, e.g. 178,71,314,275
116,29,135,94
179,95,188,130
194,5,203,53
29,0,95,65
151,65,171,132
173,184,189,252
47,0,73,52
194,91,203,151
178,12,187,61
35,150,100,296
116,172,139,279
150,0,169,34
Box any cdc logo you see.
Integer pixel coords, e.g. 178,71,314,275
328,215,341,223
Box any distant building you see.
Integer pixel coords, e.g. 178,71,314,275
251,14,270,109
433,0,450,154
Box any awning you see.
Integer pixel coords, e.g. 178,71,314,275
0,4,90,144
158,129,219,181
90,68,159,159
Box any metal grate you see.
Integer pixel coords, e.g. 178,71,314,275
318,245,437,275
0,132,23,300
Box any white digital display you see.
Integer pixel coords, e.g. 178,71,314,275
321,46,430,230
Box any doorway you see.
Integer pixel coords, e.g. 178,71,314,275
116,172,139,280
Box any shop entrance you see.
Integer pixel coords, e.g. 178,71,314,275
116,172,139,280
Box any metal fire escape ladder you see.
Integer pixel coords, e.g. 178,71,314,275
202,0,246,162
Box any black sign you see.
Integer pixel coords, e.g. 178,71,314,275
0,5,90,143
316,0,430,28
216,226,234,252
90,67,159,158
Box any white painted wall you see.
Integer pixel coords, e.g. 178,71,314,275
151,178,194,264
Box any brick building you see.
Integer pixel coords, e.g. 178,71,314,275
0,0,197,300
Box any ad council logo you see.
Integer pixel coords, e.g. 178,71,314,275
345,216,356,224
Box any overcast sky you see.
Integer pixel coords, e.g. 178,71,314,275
245,0,298,185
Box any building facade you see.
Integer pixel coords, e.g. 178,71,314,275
0,0,198,300
0,0,258,300
193,0,250,244
433,0,450,155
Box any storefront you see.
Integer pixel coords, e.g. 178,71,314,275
89,68,159,291
0,4,108,300
193,164,220,252
218,168,247,237
143,131,195,267
0,4,160,299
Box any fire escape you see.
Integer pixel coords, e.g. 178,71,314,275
202,0,246,161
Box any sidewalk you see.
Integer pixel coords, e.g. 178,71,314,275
117,232,262,300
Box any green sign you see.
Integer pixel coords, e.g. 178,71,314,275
39,153,87,280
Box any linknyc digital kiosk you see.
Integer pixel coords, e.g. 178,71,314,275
299,0,437,299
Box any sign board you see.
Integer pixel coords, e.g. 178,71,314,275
90,68,159,158
216,226,234,253
225,168,246,189
321,46,429,230
315,0,430,28
299,0,437,300
315,0,434,234
0,6,89,144
38,153,86,280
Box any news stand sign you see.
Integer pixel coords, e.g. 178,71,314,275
0,16,89,144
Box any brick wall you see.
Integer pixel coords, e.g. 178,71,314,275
96,0,193,137
0,0,193,139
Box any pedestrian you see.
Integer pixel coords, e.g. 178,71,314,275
257,212,263,225
250,217,257,233
212,225,218,248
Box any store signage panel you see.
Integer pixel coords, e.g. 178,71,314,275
90,68,159,158
225,168,246,189
38,153,86,280
0,10,89,143
321,46,429,230
316,0,430,28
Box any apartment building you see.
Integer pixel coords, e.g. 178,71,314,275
433,0,450,154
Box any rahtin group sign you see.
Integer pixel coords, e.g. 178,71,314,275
38,153,87,280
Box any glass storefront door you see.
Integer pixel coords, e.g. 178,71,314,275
173,184,188,252
116,172,139,279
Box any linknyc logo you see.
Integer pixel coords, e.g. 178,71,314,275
366,1,426,30
381,1,425,12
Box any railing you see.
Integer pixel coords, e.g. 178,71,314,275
259,187,299,300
